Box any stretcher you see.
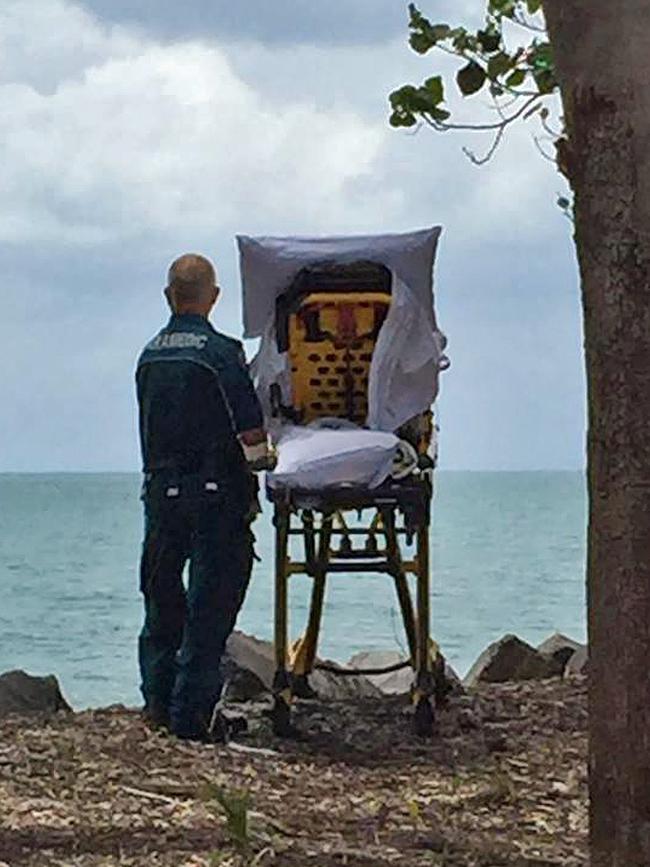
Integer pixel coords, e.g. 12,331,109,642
237,230,449,737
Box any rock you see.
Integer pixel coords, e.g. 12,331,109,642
443,663,465,697
223,666,268,703
0,670,71,718
222,631,381,702
310,662,382,701
347,650,410,695
537,633,584,676
346,650,464,697
464,634,556,688
564,645,588,678
222,633,276,702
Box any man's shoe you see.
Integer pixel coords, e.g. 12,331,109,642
142,700,170,731
207,709,249,744
172,710,248,745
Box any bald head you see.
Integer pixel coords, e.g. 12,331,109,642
165,253,219,315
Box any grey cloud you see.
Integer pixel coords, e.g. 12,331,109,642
80,0,412,46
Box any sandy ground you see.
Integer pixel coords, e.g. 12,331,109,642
0,677,588,867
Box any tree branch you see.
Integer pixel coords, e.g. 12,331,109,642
533,135,557,163
512,11,547,32
463,124,506,165
422,94,541,132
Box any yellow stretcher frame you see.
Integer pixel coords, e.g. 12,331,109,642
267,260,446,737
267,477,447,738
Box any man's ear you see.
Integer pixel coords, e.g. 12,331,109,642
211,285,220,308
164,286,173,310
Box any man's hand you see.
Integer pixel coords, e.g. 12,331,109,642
238,428,267,447
237,428,277,471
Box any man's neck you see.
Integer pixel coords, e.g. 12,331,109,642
172,309,208,318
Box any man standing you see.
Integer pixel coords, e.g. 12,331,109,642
135,253,268,742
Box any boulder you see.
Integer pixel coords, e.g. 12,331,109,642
564,645,588,678
537,633,584,676
347,649,464,697
347,650,411,695
464,634,556,688
310,662,382,701
222,632,381,702
443,664,465,696
0,670,71,718
223,666,268,703
222,633,275,702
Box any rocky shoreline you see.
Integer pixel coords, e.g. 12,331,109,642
0,634,589,867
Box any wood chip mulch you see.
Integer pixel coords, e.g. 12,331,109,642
0,677,588,867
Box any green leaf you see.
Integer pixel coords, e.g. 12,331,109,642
528,42,557,93
429,23,452,42
423,75,444,105
506,68,526,88
526,0,543,13
410,32,434,54
389,109,417,128
408,3,423,24
389,85,417,108
407,4,450,54
430,107,451,123
489,0,517,17
487,51,513,80
410,88,442,114
451,28,473,52
530,41,554,71
457,61,487,96
533,68,558,94
477,28,501,53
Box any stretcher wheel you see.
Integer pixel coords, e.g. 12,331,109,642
291,674,319,700
271,696,293,738
413,696,435,738
434,655,451,707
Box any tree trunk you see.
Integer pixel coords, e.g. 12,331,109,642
543,3,650,864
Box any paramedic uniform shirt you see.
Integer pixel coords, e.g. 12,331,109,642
136,313,263,482
134,312,263,740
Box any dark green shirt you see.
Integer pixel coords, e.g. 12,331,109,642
136,314,263,479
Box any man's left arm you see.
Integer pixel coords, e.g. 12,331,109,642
218,344,276,471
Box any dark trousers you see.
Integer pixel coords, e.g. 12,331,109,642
138,474,253,737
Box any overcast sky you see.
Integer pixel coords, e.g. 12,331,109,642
0,0,584,472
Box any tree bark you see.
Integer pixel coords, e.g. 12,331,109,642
543,3,650,864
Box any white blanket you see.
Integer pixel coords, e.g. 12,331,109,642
267,426,400,490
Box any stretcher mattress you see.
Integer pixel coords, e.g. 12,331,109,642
266,425,401,491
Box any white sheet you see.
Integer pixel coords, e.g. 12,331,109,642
239,227,449,493
267,426,399,490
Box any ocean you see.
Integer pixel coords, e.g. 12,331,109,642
0,472,587,710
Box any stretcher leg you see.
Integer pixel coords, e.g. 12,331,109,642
413,524,435,737
272,504,293,736
291,514,333,698
383,508,418,665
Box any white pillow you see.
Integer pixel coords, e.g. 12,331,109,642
237,226,442,338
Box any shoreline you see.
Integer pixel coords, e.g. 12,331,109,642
0,675,588,867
